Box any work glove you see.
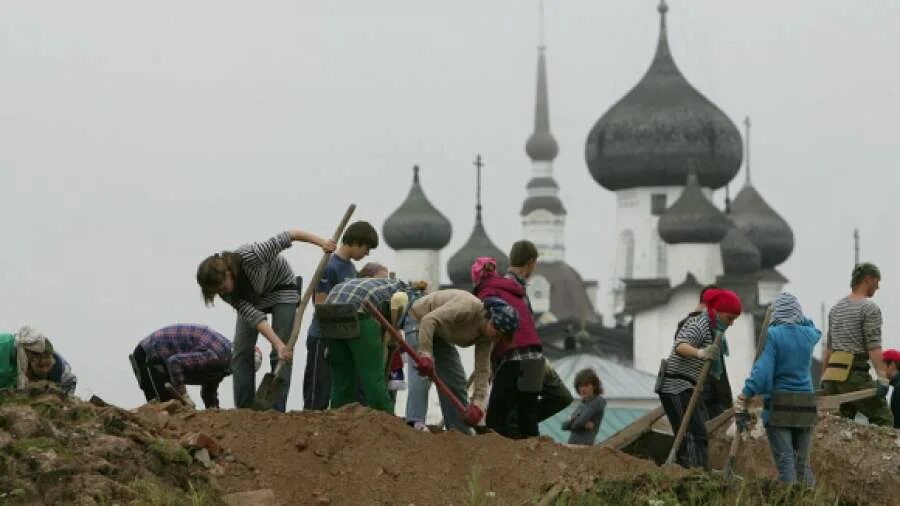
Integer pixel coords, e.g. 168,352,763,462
463,404,484,426
414,355,435,379
877,375,890,398
734,395,750,433
696,343,720,361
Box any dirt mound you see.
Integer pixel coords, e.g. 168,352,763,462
0,383,219,505
709,414,900,506
166,404,660,505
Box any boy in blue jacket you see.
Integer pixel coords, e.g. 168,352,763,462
735,293,820,486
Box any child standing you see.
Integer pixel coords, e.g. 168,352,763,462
562,368,606,446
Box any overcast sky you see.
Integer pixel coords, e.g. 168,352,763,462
2,0,898,410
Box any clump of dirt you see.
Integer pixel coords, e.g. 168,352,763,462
0,383,219,505
708,414,900,506
166,404,662,505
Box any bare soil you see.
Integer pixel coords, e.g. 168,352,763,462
166,404,662,505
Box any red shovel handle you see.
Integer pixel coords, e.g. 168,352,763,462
363,300,466,415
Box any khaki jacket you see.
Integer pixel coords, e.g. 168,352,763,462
409,289,493,407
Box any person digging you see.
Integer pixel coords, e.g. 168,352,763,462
407,289,519,433
0,325,77,395
130,324,248,409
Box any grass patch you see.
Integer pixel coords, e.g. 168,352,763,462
10,437,59,456
148,439,191,467
464,465,496,506
131,477,222,506
553,472,847,506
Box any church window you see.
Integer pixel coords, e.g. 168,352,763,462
651,194,667,215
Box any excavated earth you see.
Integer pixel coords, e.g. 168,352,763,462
708,413,900,505
166,404,662,505
3,382,900,505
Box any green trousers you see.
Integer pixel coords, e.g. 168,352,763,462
327,316,392,413
823,370,894,427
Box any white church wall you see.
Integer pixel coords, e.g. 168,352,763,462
723,313,757,398
667,243,724,286
605,186,684,322
523,209,565,262
394,250,441,293
528,274,551,314
633,288,701,375
758,279,784,306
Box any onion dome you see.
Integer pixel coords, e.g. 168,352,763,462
720,218,762,275
447,154,509,286
382,165,452,250
730,183,794,268
525,46,558,162
585,0,742,191
446,215,510,287
658,172,730,244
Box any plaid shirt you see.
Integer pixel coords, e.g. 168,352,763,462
325,278,409,312
139,325,232,390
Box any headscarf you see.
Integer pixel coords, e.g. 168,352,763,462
702,288,742,324
483,297,519,336
13,325,53,388
771,292,804,325
471,256,498,285
700,289,741,380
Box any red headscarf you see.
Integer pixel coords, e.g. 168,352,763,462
702,288,742,322
471,256,498,285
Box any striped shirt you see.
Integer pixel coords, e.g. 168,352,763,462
140,325,233,390
224,232,299,326
325,278,409,312
660,314,713,395
827,296,882,354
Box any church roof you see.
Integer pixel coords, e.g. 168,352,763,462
533,261,601,323
585,0,742,191
382,166,453,250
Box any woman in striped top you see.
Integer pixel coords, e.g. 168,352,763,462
658,288,742,470
197,230,335,411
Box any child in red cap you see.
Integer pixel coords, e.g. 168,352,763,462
882,348,900,428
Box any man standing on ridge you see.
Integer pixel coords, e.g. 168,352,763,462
822,263,893,426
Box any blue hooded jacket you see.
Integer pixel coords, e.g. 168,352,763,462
741,318,821,424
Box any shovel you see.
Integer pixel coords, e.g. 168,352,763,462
252,203,357,410
362,300,466,416
724,304,773,480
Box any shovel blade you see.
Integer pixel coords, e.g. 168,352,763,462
252,373,284,411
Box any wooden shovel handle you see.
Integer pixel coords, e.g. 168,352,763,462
273,204,356,377
363,300,467,415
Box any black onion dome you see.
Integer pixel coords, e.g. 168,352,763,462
382,166,452,250
446,218,509,287
720,218,762,275
658,172,730,244
585,0,742,191
730,183,794,268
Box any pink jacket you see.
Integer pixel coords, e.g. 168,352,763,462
473,273,542,357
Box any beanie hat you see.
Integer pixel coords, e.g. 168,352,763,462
483,297,519,336
702,288,742,322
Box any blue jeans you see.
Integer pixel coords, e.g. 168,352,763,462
766,425,815,486
403,317,471,434
232,303,295,412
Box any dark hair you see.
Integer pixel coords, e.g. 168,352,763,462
573,368,603,395
342,221,379,249
509,240,539,268
196,252,256,306
699,284,719,302
851,262,881,288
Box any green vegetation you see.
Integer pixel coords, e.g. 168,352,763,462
551,472,846,506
